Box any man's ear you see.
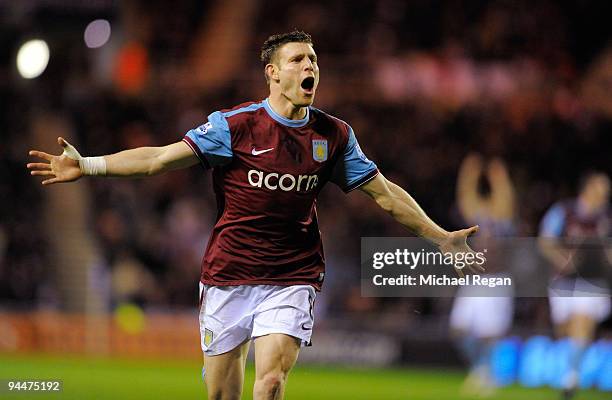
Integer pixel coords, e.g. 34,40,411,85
265,63,279,82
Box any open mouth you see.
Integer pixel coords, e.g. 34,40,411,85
301,77,315,93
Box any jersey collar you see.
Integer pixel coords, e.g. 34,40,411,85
263,98,310,128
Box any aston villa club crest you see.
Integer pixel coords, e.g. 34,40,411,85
204,328,214,347
312,139,328,162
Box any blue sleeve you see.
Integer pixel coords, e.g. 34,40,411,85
539,204,566,237
182,111,232,168
331,126,379,192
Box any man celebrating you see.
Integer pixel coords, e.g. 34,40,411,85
28,31,479,400
539,172,611,400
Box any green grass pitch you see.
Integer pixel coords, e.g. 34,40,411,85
0,353,608,399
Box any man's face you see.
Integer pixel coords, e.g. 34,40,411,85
582,174,611,211
271,42,319,107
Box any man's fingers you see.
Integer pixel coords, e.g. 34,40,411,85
42,177,60,185
30,170,54,176
58,137,69,148
464,225,479,237
469,264,486,273
455,267,465,278
27,162,51,170
29,150,53,161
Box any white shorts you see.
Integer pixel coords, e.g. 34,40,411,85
549,296,611,324
450,295,514,338
199,283,316,356
548,278,611,324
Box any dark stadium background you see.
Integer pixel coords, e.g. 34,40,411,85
1,1,611,399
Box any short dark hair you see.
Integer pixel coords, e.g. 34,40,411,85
260,30,313,65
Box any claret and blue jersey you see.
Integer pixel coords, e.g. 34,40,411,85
183,99,378,290
540,200,611,238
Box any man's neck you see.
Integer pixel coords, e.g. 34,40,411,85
267,93,307,120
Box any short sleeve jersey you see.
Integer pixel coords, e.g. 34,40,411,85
183,99,378,290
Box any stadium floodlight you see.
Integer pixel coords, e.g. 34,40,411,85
84,19,111,49
16,39,50,79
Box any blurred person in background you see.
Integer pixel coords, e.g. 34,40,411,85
450,153,517,397
27,31,481,400
539,172,611,400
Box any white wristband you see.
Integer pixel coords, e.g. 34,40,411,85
79,156,107,176
61,140,107,176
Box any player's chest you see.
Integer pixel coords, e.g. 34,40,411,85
565,218,610,237
231,128,339,174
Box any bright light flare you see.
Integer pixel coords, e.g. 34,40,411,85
84,19,111,49
16,39,50,79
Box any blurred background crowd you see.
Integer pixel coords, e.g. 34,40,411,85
1,0,611,358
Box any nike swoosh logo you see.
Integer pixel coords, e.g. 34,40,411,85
251,147,274,156
301,323,312,331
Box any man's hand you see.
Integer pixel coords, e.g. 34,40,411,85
361,174,487,278
27,137,82,185
437,225,484,278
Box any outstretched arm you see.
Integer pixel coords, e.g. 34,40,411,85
487,157,515,220
456,153,485,223
28,137,199,185
360,173,482,276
